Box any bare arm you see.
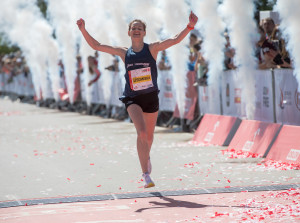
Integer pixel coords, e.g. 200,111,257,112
77,19,126,62
149,11,198,60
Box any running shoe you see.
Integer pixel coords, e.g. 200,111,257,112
148,157,152,174
142,172,155,188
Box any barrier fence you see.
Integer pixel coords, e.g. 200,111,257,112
195,69,300,126
1,68,299,126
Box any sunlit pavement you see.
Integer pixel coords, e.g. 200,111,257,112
0,98,300,222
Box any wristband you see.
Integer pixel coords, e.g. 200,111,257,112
187,25,194,30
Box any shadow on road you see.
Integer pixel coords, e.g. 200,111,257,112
135,192,256,213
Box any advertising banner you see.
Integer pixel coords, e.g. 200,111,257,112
158,70,176,112
24,72,35,97
198,84,221,115
0,73,5,93
253,69,274,122
221,70,245,118
173,71,198,120
110,71,123,107
274,69,300,126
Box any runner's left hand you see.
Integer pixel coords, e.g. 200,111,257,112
188,11,198,28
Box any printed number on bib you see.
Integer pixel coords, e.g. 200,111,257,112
129,67,153,91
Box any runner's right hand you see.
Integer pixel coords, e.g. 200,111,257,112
76,18,85,31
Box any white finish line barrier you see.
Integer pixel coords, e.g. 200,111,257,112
196,69,300,126
1,69,299,126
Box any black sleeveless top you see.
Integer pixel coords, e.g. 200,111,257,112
121,43,158,98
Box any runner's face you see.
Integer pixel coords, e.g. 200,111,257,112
128,22,145,39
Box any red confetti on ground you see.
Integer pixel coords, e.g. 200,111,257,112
209,188,300,221
221,148,262,159
90,163,94,166
13,154,18,158
260,159,300,170
67,178,71,181
211,211,230,218
184,162,200,168
96,185,101,187
0,111,22,116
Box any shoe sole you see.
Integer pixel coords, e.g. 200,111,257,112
144,182,155,188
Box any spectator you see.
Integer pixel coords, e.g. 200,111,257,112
188,33,199,71
87,55,101,86
256,26,277,69
256,26,266,63
94,51,99,66
14,57,24,76
262,17,275,40
269,25,292,68
58,59,66,88
73,55,84,101
105,55,120,72
193,42,207,86
224,32,236,70
158,50,171,71
260,18,292,69
2,57,13,75
76,55,84,76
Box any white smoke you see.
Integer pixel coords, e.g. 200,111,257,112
154,0,189,119
0,0,60,101
219,0,258,119
192,0,225,85
74,0,127,107
125,0,162,43
100,0,131,105
47,0,80,104
275,0,300,91
191,0,226,113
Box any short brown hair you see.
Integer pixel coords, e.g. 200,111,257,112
263,17,275,25
128,19,146,31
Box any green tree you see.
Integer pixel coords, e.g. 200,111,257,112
37,0,47,19
0,34,19,55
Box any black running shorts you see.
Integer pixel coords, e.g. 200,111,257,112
122,91,159,113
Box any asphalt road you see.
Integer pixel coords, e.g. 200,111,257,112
0,97,300,222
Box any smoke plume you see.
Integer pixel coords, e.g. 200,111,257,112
220,0,258,119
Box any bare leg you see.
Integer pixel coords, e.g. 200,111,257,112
143,111,158,150
127,104,149,173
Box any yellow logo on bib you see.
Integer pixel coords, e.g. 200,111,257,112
133,75,152,84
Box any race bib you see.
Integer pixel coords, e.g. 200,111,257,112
129,67,153,91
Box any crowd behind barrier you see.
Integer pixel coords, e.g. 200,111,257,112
1,62,299,128
1,16,299,130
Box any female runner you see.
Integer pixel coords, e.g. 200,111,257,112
77,12,198,188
